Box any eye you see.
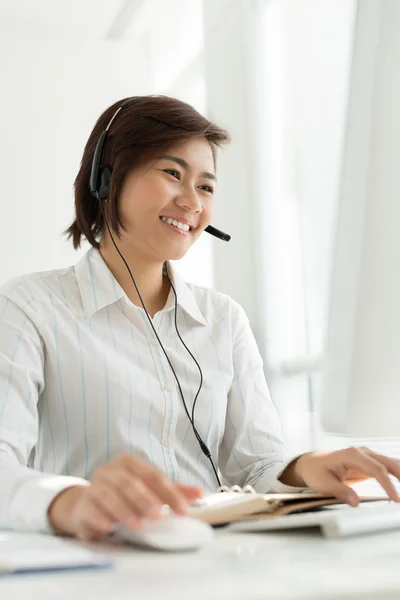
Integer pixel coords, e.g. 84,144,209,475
198,184,214,194
164,169,181,180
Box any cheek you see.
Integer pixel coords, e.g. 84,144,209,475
193,203,214,240
119,180,163,224
201,199,214,222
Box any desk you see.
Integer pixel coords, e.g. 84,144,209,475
2,528,400,600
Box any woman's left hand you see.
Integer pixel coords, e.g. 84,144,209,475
280,447,400,506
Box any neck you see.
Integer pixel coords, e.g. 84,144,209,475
99,236,170,318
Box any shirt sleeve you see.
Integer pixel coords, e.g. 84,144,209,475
218,302,306,493
0,290,88,533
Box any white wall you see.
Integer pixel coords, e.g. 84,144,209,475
202,0,272,356
0,1,214,289
0,27,151,284
148,0,203,91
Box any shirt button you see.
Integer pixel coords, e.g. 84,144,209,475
150,336,159,347
163,383,172,392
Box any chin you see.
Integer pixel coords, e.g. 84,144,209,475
157,235,195,262
165,249,188,261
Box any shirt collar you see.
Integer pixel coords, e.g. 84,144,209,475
163,262,208,327
75,248,207,326
75,247,125,319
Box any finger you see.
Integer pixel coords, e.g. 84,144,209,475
366,451,400,482
118,477,163,519
77,525,101,542
89,483,140,527
101,468,162,519
175,484,203,502
119,455,188,514
316,472,360,507
77,501,115,541
140,472,189,514
346,450,400,502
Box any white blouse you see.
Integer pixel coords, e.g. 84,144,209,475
0,247,297,533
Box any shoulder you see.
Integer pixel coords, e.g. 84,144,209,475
0,265,76,314
185,282,246,326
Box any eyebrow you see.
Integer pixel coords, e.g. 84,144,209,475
158,154,217,182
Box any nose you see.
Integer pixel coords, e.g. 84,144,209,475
175,186,202,213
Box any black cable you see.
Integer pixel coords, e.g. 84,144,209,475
165,265,221,487
98,200,222,488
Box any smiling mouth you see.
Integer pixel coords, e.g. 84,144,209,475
159,216,193,235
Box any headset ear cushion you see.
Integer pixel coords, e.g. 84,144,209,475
98,166,112,200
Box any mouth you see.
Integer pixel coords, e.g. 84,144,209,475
159,216,193,236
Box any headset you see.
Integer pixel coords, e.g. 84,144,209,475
89,97,232,488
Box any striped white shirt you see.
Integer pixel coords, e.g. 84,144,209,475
0,248,297,533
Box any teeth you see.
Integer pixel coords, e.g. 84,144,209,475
161,216,190,232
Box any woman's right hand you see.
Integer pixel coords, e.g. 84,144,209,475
47,453,202,540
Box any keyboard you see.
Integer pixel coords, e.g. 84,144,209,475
228,501,400,538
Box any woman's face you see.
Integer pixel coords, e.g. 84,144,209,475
116,136,216,262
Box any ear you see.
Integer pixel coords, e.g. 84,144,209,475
98,166,112,200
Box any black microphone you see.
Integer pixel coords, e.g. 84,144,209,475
205,225,231,242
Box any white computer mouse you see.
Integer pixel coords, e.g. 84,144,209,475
114,514,214,551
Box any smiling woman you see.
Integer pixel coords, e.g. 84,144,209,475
1,95,400,543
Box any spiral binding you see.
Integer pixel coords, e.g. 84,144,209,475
217,485,256,494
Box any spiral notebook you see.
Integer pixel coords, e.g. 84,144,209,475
187,484,389,526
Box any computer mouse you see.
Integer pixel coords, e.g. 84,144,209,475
114,514,214,551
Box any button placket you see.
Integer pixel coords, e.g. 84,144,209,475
144,312,179,478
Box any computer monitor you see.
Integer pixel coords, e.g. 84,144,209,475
319,0,400,437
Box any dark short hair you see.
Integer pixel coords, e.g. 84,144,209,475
65,95,231,249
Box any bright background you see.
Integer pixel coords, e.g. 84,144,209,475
1,0,398,457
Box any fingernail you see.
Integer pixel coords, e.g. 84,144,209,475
348,495,358,507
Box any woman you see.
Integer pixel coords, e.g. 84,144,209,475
0,95,399,542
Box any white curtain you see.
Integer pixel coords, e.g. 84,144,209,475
260,0,357,453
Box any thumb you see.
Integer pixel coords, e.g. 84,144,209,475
319,473,360,507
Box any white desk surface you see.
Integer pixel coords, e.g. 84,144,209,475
2,528,400,600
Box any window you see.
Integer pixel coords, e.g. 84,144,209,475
261,0,400,459
262,0,354,454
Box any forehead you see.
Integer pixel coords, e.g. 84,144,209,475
162,137,215,172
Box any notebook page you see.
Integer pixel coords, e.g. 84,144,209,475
0,532,111,574
192,492,259,508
